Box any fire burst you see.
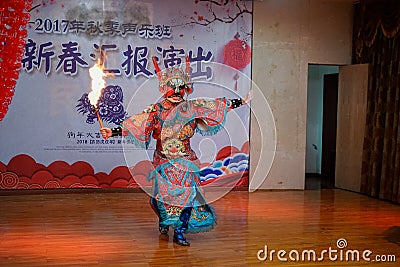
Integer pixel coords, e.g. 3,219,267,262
88,59,106,128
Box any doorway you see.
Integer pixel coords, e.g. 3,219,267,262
305,64,338,190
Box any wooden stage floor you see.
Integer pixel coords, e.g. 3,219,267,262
0,189,399,266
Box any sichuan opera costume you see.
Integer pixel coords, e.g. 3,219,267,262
101,57,248,246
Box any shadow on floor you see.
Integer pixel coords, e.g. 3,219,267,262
305,173,335,190
383,226,400,246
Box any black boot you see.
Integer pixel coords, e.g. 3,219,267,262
173,207,192,246
150,197,169,234
159,225,169,234
173,226,190,246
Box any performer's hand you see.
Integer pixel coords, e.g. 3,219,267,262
100,127,112,139
243,89,254,105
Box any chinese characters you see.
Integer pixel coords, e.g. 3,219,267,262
22,40,214,79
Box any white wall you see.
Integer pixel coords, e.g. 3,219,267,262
250,0,353,190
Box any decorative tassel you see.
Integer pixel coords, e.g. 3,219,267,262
234,72,239,91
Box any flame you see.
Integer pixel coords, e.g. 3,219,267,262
88,59,106,106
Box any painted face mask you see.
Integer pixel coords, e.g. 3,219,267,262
152,56,193,102
164,77,186,102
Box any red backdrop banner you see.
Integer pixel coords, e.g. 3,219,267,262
0,0,32,121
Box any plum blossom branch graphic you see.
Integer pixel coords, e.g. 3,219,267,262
172,0,252,38
191,0,252,26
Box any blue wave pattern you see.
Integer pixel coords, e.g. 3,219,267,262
76,85,127,125
199,153,249,182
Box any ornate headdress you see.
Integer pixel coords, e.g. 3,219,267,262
152,56,193,97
